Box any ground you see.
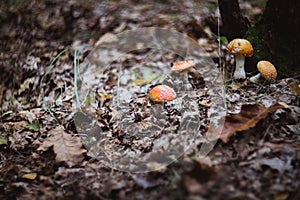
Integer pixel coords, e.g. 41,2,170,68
0,0,299,199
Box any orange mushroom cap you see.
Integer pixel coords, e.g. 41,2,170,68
227,38,253,57
171,60,195,73
257,60,277,82
148,85,176,102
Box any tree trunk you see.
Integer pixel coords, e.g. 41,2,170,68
219,0,300,78
244,0,300,77
218,0,249,41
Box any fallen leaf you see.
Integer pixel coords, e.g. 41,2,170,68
182,176,205,195
263,142,298,152
38,126,86,167
229,80,247,90
289,81,300,96
84,95,93,107
0,136,8,145
97,92,112,101
227,193,258,200
2,121,27,131
18,77,35,94
215,103,287,143
19,110,37,123
146,161,168,173
22,173,37,180
106,179,126,191
274,192,289,200
95,32,118,46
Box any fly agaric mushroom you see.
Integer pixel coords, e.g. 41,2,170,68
171,60,196,89
227,38,253,80
171,60,195,73
148,84,176,102
249,60,277,83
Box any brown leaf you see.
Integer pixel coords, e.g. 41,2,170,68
229,80,248,90
219,103,287,143
263,141,299,152
182,176,205,195
274,192,289,200
18,77,35,94
38,126,86,167
146,161,168,173
21,173,37,180
289,81,300,96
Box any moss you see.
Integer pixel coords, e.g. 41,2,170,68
244,25,272,73
244,25,300,78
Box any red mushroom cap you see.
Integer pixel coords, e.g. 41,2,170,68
148,85,176,102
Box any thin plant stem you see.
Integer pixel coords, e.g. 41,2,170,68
40,49,68,124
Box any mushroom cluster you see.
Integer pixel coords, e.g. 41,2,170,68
227,38,277,83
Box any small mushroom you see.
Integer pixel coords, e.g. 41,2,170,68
171,60,196,89
227,38,253,80
148,84,176,102
249,60,277,83
171,60,195,73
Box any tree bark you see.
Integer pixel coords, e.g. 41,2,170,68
218,0,249,41
245,0,300,77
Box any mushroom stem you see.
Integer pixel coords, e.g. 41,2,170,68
249,73,261,83
178,72,190,90
233,55,246,79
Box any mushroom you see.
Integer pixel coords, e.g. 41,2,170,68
171,60,195,73
227,38,253,80
249,60,277,83
171,60,196,89
148,84,176,102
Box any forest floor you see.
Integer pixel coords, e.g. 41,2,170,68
0,0,299,199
